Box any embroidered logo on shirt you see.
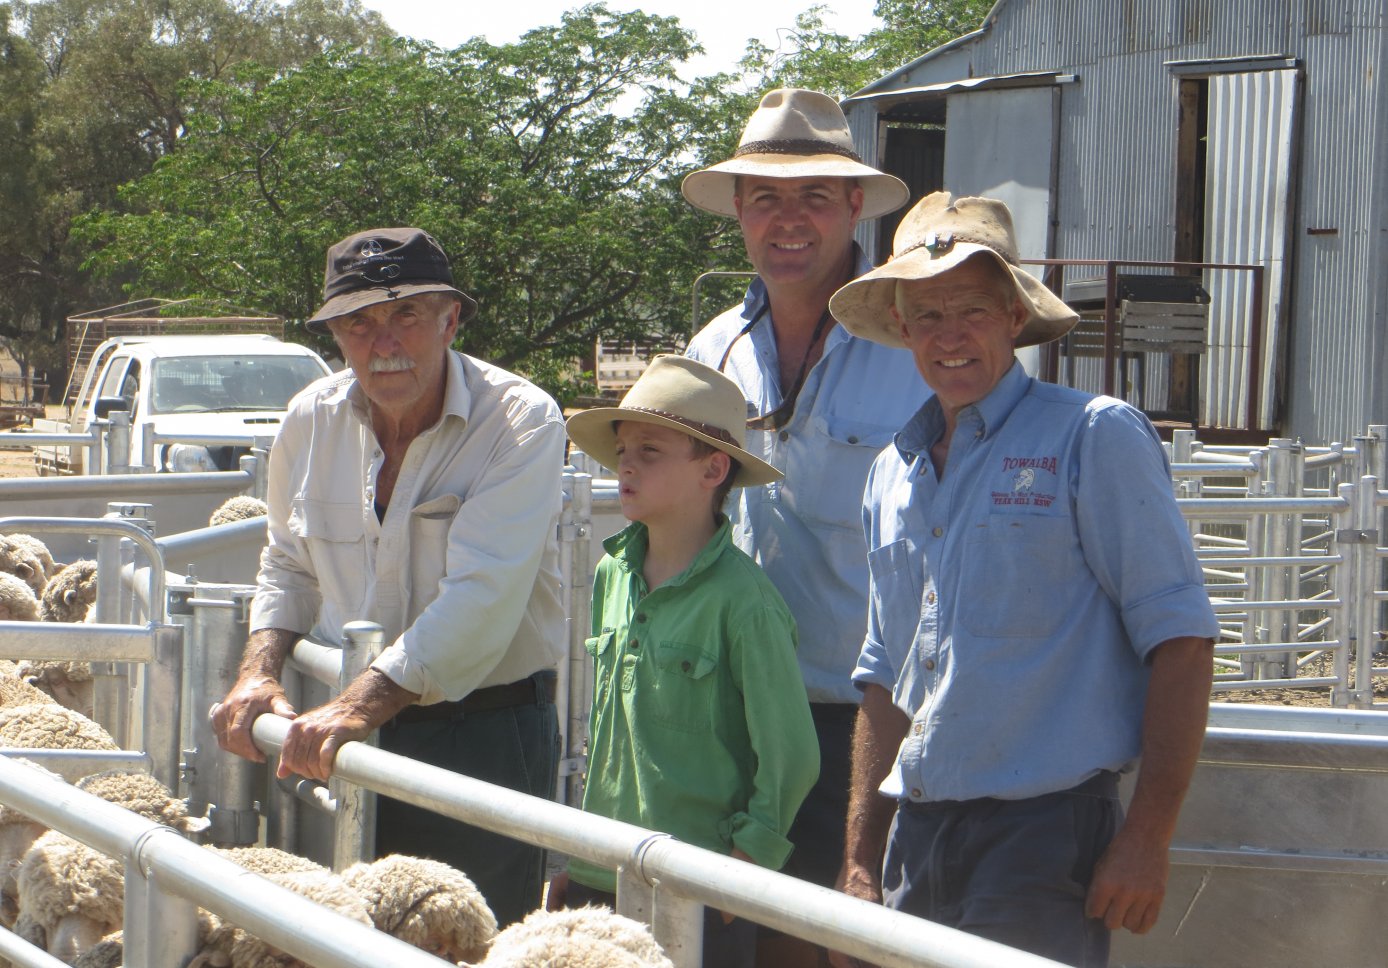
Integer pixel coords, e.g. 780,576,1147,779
992,456,1059,508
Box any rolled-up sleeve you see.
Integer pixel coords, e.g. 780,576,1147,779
1075,403,1219,660
372,403,565,704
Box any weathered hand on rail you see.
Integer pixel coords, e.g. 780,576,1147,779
212,674,298,764
274,669,417,783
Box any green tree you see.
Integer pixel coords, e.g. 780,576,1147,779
78,6,718,396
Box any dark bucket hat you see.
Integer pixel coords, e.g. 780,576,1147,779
305,227,478,335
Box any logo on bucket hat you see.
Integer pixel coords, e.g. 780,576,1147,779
304,227,479,335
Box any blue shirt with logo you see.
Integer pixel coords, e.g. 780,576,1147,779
687,252,929,703
855,361,1218,802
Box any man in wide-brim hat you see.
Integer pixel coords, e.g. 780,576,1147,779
681,88,929,965
827,192,1217,967
213,227,567,928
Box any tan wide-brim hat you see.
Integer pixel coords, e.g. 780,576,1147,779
305,227,478,335
566,355,781,488
681,88,909,221
829,192,1079,349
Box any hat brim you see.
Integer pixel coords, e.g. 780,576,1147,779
681,154,910,220
566,408,782,488
304,283,478,335
829,245,1079,349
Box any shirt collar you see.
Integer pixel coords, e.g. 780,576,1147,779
895,359,1031,462
603,516,734,587
339,349,472,432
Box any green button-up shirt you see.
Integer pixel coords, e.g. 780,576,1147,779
569,518,820,893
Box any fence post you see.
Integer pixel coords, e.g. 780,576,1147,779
617,834,704,968
1329,482,1352,707
1345,476,1380,707
122,829,200,968
560,469,594,808
105,410,132,474
331,621,386,870
251,436,275,501
186,585,261,845
93,503,155,743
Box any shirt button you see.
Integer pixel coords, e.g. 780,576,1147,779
911,788,924,799
931,527,943,538
629,639,639,650
926,591,936,604
681,660,692,672
847,435,859,444
778,430,790,442
924,658,936,671
912,723,923,735
975,429,983,438
636,614,647,623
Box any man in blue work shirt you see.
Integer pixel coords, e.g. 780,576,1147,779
682,87,927,967
827,192,1218,967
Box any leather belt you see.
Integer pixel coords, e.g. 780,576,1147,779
389,671,556,726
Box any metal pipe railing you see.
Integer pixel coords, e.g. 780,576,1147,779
249,715,1067,968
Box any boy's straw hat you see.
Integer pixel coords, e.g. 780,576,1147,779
681,88,909,220
566,356,782,487
829,191,1079,348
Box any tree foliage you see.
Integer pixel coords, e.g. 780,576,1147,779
8,0,994,398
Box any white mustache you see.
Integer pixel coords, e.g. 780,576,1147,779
369,355,416,373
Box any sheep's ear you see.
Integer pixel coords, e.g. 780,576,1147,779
179,815,212,834
15,563,32,579
63,589,78,606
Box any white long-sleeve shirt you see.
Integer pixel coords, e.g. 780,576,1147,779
250,350,567,705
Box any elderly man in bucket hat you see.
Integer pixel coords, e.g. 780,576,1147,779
683,89,928,964
827,193,1217,966
213,227,566,927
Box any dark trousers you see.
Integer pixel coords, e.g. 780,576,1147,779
375,683,560,928
566,881,756,968
781,701,857,888
882,771,1121,968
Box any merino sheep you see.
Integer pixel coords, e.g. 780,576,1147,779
75,771,208,835
0,538,46,598
70,932,123,968
0,574,39,623
342,854,496,963
208,846,325,877
15,662,95,719
5,536,55,585
0,672,51,711
39,560,98,624
209,496,269,527
14,831,124,963
0,703,114,752
189,869,373,968
0,759,66,928
478,906,674,968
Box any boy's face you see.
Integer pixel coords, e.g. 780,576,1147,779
613,422,726,528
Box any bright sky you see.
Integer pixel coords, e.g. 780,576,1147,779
358,1,883,77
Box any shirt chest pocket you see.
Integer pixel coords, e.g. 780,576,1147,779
288,499,367,610
961,513,1078,639
642,640,718,734
585,629,617,700
789,411,896,534
866,537,924,674
407,493,461,615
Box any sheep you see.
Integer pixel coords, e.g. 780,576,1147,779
0,537,46,598
39,560,98,624
478,906,674,968
209,496,269,527
0,673,51,710
341,853,496,963
14,661,95,719
0,759,66,928
71,932,123,968
5,535,55,585
74,771,208,835
14,831,124,963
188,869,373,968
0,703,114,752
208,846,325,877
0,573,39,623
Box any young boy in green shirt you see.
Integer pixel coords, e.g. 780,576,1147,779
557,355,820,967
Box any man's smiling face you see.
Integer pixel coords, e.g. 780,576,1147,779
733,175,864,289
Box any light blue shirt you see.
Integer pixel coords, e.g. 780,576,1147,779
855,362,1218,802
687,253,929,703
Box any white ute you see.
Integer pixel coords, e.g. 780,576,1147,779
33,334,332,475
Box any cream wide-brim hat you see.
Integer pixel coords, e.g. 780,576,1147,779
681,88,909,220
829,192,1079,349
566,355,781,488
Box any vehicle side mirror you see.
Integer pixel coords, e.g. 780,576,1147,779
94,396,132,418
